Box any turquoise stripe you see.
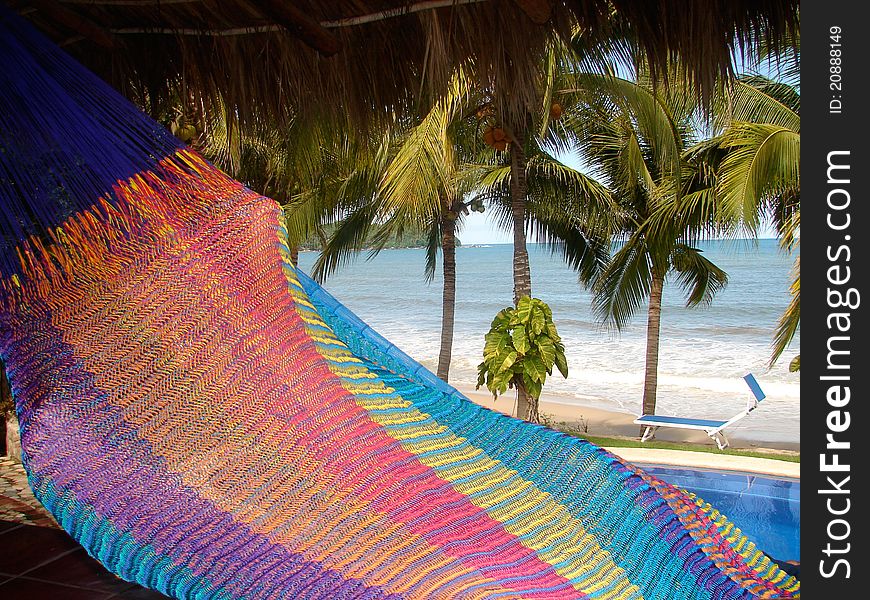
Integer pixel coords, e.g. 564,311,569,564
382,373,718,599
298,271,731,599
32,475,232,599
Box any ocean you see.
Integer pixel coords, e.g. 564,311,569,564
296,238,800,444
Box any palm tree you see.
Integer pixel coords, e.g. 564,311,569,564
310,77,478,382
695,68,800,370
500,40,602,307
564,72,731,424
447,40,618,420
466,70,616,420
314,71,612,404
470,143,614,420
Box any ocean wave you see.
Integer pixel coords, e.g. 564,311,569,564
296,241,800,442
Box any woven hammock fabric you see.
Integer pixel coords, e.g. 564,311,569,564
0,8,799,600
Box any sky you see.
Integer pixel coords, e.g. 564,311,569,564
461,210,514,244
456,148,781,244
459,199,781,245
456,47,796,245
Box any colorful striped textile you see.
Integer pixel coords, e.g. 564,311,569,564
0,8,798,600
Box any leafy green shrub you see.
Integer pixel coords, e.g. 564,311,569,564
476,297,568,421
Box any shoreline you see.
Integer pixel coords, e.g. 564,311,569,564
454,384,801,453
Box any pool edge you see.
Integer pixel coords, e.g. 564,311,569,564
604,447,800,479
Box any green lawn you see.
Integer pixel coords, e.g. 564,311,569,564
553,424,800,463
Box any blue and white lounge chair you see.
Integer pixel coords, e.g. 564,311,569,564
634,373,766,449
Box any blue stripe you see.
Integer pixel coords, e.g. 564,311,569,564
636,415,728,428
297,266,745,599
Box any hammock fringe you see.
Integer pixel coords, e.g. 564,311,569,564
0,150,248,313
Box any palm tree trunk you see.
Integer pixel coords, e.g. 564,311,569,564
290,245,300,266
640,269,664,435
436,215,457,381
510,130,532,306
509,128,534,421
515,384,533,423
1,362,19,460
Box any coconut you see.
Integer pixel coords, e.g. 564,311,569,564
177,124,197,142
483,126,495,146
549,102,563,120
492,127,506,142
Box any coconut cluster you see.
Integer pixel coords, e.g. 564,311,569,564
171,121,200,143
482,126,511,151
478,102,563,151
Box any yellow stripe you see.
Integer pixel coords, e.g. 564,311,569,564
691,498,800,594
284,264,643,599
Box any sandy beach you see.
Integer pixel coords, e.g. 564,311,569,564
455,384,801,453
296,242,801,447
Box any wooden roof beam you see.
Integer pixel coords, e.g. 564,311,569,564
511,0,552,25
30,0,121,48
253,0,340,56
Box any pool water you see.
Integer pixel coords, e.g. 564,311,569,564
644,465,800,562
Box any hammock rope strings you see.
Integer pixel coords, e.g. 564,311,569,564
0,7,181,276
4,189,796,597
297,269,797,597
0,7,800,599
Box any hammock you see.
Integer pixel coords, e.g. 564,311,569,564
0,9,798,599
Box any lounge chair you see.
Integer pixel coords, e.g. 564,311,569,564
634,373,767,449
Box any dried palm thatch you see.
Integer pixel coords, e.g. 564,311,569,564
9,0,798,128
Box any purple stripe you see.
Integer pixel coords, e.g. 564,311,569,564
2,313,404,600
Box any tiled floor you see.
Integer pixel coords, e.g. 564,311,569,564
0,519,167,598
0,456,57,527
0,519,168,598
0,455,168,597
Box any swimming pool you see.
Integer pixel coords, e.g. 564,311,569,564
643,465,800,562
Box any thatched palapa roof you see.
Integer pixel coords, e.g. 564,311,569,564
9,0,799,126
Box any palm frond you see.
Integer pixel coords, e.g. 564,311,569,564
530,208,611,285
283,188,336,250
378,106,454,220
643,185,729,244
670,244,729,306
473,163,513,191
311,201,381,282
719,75,800,131
592,235,653,330
744,27,801,88
717,123,800,231
777,204,800,252
525,154,617,226
770,255,800,368
567,73,691,184
570,17,640,79
423,219,443,283
537,44,560,139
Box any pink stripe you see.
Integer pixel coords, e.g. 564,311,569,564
280,334,580,595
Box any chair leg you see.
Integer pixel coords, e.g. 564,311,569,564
710,431,729,450
640,426,656,442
